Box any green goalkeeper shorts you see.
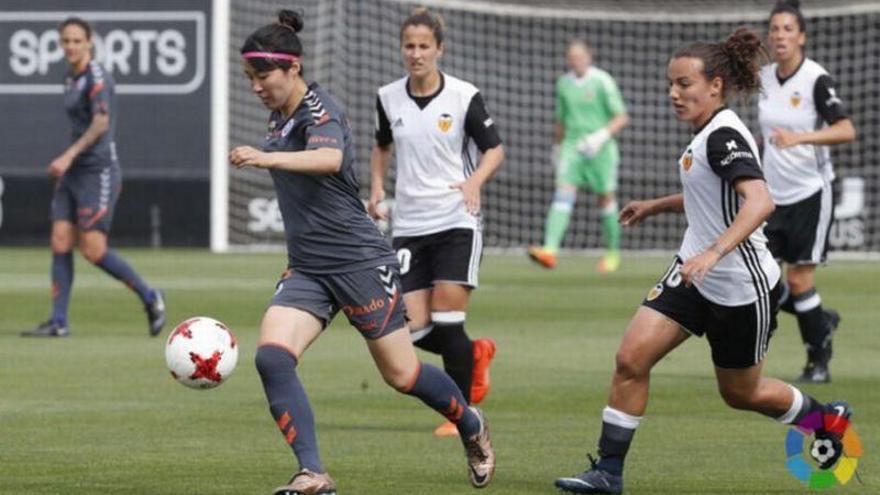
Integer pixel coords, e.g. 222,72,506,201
556,140,619,194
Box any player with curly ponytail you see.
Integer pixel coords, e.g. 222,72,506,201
759,0,857,384
554,27,851,494
231,10,494,494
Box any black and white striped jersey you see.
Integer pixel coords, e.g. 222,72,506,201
678,108,780,306
758,58,848,205
376,72,501,237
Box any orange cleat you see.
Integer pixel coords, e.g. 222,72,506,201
471,338,497,404
527,246,557,269
433,420,460,438
596,252,621,273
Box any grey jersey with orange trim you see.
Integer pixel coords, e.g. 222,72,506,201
63,60,118,171
263,83,398,274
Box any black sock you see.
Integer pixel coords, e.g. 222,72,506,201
793,288,832,364
432,318,474,404
412,325,444,354
778,281,795,314
776,385,825,425
596,407,639,476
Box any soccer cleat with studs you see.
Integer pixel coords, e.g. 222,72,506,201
471,338,497,404
462,407,495,488
796,361,830,384
555,454,623,494
811,401,852,470
272,469,337,495
21,320,70,338
527,246,558,269
146,289,167,337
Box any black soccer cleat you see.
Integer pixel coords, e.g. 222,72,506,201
146,289,167,337
21,320,70,338
824,309,841,333
811,401,852,470
555,455,623,494
796,361,830,384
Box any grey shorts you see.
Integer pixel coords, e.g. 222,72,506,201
51,166,121,232
270,264,407,339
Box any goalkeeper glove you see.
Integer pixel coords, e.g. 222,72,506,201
576,128,611,159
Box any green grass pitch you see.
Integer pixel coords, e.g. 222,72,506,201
1,248,876,494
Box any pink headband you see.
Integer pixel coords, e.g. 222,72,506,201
242,51,300,62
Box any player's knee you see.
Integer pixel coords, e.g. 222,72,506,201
551,189,577,212
383,364,418,393
79,240,106,264
50,233,74,254
786,275,813,295
254,344,297,377
614,348,649,380
719,385,758,411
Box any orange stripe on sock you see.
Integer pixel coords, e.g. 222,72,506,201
285,426,297,445
442,397,466,422
277,412,291,430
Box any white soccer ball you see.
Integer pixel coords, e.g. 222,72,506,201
810,438,836,465
165,316,239,389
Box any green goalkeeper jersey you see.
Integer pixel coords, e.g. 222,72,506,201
556,67,626,143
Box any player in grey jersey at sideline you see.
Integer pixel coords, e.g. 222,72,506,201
554,27,851,495
228,10,494,494
22,17,165,338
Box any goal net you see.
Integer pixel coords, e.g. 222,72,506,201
218,0,879,254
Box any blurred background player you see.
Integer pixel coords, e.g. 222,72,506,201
368,7,504,437
232,11,494,492
21,17,165,338
555,28,851,494
759,0,857,383
529,39,629,273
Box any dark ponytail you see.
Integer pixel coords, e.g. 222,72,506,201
241,9,305,73
673,27,768,99
770,0,806,33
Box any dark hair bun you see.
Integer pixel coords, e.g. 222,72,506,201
277,9,304,33
776,0,801,10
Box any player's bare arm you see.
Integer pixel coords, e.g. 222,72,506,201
681,179,774,285
48,113,109,177
229,146,342,173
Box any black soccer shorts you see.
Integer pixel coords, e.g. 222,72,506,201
392,228,483,293
765,184,834,265
642,256,782,369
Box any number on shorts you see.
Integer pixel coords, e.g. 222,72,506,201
396,248,411,275
663,259,683,288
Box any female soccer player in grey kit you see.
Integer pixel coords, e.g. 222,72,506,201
759,0,857,383
554,28,851,494
22,17,165,338
229,11,494,494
